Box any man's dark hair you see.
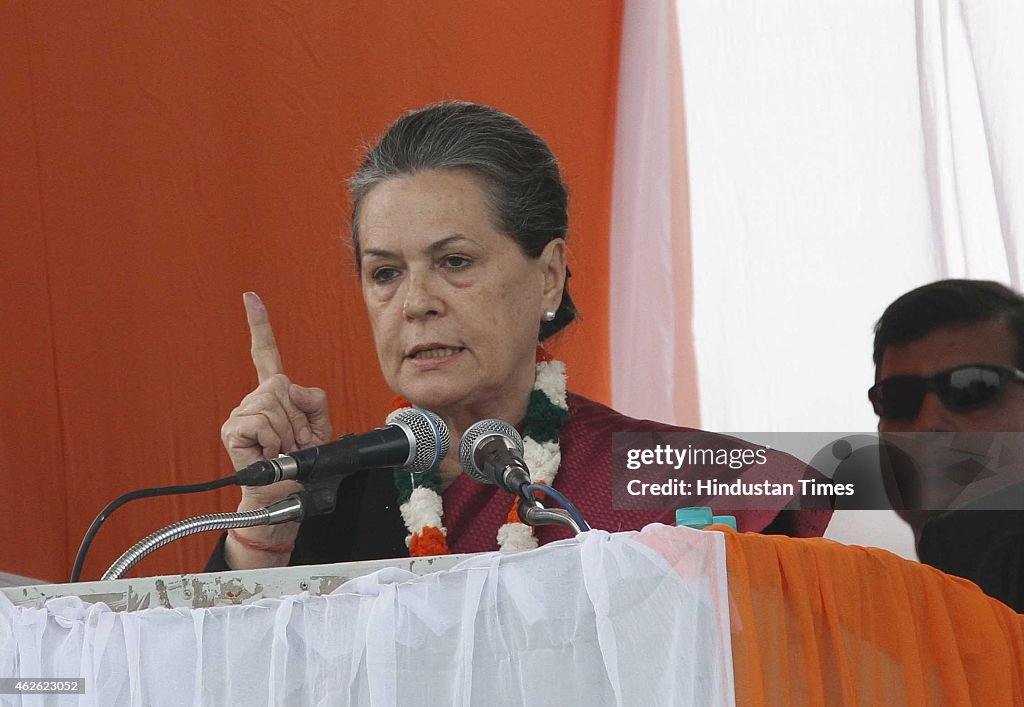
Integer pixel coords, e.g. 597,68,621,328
349,101,575,341
873,279,1024,371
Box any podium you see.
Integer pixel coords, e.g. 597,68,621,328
4,553,473,613
2,525,1023,706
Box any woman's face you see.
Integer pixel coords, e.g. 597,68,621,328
358,169,565,419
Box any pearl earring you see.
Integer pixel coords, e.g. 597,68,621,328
543,310,557,322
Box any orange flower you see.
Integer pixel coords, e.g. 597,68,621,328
409,526,450,556
506,484,546,524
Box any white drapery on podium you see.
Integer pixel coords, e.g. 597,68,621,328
1,526,733,706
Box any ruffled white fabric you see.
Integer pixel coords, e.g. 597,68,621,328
0,525,734,706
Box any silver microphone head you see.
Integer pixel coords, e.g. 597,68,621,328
385,408,451,473
458,419,524,484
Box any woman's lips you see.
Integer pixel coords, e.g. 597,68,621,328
409,346,464,360
405,346,466,367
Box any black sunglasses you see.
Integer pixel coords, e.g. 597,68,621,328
868,364,1024,421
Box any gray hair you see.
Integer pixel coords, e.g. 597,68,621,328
349,101,576,340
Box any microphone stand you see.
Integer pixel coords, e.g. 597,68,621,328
101,476,343,581
516,497,586,535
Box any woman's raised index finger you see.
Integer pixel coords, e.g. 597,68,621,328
243,292,284,383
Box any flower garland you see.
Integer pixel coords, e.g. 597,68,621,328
392,348,569,556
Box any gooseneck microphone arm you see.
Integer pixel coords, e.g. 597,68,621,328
517,498,586,534
102,475,343,581
519,483,591,533
103,504,296,581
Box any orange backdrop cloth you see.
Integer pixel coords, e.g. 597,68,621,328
1,2,623,582
718,529,1024,706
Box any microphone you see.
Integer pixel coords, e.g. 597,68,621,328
236,408,450,486
458,419,533,497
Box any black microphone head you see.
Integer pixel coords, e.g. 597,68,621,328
458,419,524,484
385,408,451,473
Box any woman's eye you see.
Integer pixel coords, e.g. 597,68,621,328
441,255,472,270
371,267,400,284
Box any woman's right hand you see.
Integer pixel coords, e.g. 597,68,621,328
219,292,333,568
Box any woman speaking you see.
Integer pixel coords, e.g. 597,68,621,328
208,102,829,571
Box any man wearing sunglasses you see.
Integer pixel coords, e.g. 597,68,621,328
870,279,1024,612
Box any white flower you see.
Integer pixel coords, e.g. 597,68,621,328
523,437,560,486
400,487,445,534
534,360,568,409
496,522,538,553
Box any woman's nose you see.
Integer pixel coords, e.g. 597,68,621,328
402,273,443,320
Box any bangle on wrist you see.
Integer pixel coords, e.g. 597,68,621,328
227,528,295,555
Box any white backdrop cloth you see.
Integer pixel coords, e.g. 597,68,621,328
612,0,1024,558
675,0,1024,435
0,525,734,707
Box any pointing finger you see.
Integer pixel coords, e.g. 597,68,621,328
244,292,284,384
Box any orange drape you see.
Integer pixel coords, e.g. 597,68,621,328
1,2,623,582
721,529,1024,705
